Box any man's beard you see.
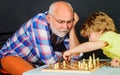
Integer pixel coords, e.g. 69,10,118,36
50,25,69,37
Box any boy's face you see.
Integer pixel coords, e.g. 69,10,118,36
88,31,102,41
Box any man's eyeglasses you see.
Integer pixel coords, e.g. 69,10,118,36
49,14,74,24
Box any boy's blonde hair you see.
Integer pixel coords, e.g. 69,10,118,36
80,12,116,37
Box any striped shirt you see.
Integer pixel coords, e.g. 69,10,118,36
0,12,69,66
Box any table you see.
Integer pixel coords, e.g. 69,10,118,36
23,64,120,75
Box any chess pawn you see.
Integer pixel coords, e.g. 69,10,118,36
82,58,86,65
80,63,84,70
49,63,54,69
55,63,60,69
89,56,92,63
78,61,81,69
54,63,58,69
84,63,88,71
88,61,93,70
96,57,100,65
56,63,59,68
63,60,66,69
92,53,95,59
92,53,96,68
93,58,96,68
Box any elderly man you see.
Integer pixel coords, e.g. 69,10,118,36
0,1,81,75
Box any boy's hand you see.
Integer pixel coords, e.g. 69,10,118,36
63,50,72,61
110,58,120,68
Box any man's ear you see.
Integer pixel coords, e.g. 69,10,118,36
46,14,51,23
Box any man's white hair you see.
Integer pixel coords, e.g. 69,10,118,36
48,1,73,14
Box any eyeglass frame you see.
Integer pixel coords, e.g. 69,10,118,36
49,13,74,25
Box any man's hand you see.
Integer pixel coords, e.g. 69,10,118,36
73,12,79,27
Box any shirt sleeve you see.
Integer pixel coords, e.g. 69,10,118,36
26,15,59,65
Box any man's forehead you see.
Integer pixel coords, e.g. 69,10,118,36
54,13,74,20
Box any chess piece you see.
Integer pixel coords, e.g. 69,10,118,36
54,63,57,69
92,54,95,59
80,63,84,70
78,61,81,68
96,57,100,65
84,63,88,70
78,61,83,70
92,54,96,68
82,58,86,65
88,56,93,70
56,63,59,68
89,56,92,62
93,59,96,68
88,61,93,70
54,63,59,69
63,60,66,69
49,63,54,69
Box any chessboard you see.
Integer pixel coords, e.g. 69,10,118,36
41,54,108,73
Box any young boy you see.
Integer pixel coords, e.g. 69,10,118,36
63,12,120,67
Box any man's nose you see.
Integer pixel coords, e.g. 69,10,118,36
63,23,68,29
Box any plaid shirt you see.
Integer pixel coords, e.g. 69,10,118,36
0,12,69,66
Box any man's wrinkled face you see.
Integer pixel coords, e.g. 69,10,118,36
49,13,74,37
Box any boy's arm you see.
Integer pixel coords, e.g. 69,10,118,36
63,41,106,60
